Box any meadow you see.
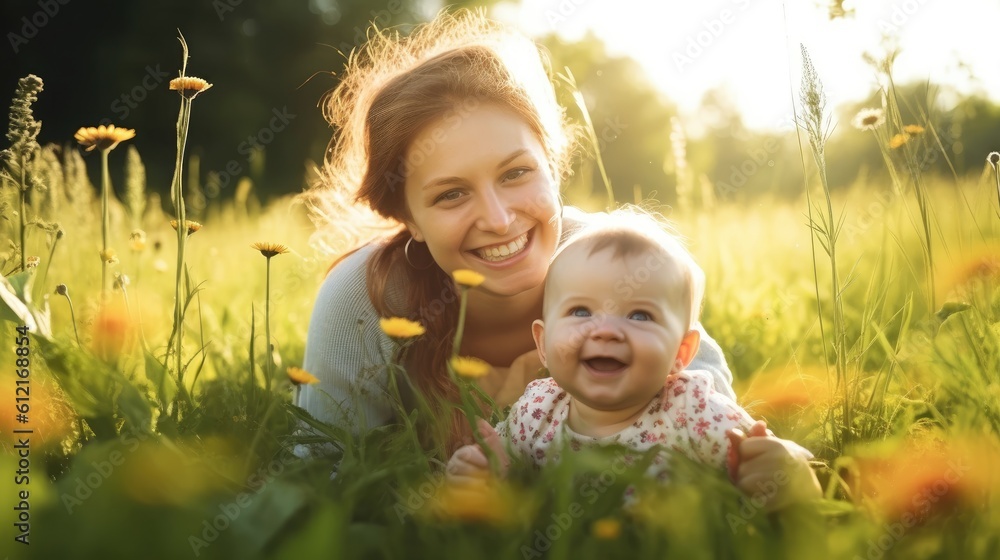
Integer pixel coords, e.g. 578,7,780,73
1,50,999,560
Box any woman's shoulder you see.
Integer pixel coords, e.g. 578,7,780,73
317,240,407,313
316,243,379,303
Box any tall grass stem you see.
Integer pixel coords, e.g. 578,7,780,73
100,148,110,301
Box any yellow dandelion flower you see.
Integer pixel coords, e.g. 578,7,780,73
431,482,515,526
903,124,925,136
889,133,910,149
450,355,491,378
452,269,485,288
379,317,426,339
852,108,885,131
286,366,320,386
592,518,622,540
74,124,136,152
100,248,118,265
169,76,213,99
170,220,202,236
25,256,40,269
250,242,289,258
129,229,147,251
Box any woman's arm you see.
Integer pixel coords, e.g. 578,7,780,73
688,323,737,400
296,244,398,437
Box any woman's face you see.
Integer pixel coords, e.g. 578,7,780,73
402,103,561,297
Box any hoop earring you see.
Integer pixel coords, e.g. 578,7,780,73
404,237,433,270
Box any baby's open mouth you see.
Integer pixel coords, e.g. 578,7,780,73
584,357,628,372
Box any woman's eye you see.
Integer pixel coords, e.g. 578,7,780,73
435,190,464,203
569,306,591,318
502,167,531,182
628,310,652,321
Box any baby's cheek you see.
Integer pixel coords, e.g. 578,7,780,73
554,339,578,363
554,328,588,361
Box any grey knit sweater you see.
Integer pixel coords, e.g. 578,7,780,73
297,212,737,434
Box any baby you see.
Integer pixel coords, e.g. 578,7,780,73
448,211,820,509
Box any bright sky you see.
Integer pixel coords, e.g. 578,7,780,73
493,0,1000,132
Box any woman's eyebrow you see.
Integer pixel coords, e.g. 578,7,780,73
422,176,464,192
496,148,528,169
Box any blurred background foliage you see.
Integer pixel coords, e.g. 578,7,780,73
3,0,999,207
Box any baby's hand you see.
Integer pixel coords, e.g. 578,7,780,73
726,420,821,511
446,418,509,485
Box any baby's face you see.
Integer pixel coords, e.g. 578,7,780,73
534,244,692,414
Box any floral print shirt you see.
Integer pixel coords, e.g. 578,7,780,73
495,370,754,478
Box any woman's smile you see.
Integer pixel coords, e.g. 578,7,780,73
468,228,533,265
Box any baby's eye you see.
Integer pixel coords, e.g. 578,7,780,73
628,310,653,321
569,306,591,318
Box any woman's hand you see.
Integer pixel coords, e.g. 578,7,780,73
726,420,821,511
446,418,509,485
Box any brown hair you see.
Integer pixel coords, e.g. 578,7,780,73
303,10,574,451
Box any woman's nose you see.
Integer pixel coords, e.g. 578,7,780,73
475,188,516,235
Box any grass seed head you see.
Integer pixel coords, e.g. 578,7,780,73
4,74,44,162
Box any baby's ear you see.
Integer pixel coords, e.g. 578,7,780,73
531,319,547,367
672,329,701,372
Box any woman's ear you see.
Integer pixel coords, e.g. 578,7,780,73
672,329,701,373
404,221,425,243
531,319,547,367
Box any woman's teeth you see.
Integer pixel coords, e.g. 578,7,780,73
476,231,528,262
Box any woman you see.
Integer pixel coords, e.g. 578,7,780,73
297,11,739,450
